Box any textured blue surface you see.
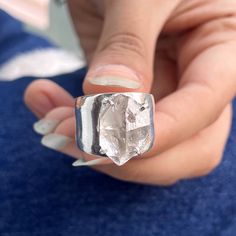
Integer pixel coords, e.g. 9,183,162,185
0,10,53,65
0,9,236,236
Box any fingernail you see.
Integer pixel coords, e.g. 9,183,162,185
41,133,72,150
72,157,107,167
87,65,142,89
33,119,59,135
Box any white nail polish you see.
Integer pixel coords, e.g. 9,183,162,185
72,158,85,166
89,76,141,89
41,133,72,150
87,65,142,89
34,119,59,135
72,158,107,167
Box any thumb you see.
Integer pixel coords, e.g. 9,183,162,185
83,0,180,94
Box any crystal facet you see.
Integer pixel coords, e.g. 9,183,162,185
75,93,154,166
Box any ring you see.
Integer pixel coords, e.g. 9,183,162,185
75,92,155,166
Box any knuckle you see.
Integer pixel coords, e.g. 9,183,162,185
98,32,146,60
194,16,236,51
178,14,236,72
202,15,236,30
197,15,236,47
209,16,236,34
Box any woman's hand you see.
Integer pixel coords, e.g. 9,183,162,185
24,0,236,185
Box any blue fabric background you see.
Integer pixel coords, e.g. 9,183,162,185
0,10,53,66
0,10,236,236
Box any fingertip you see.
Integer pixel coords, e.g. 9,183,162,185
24,79,55,118
24,79,74,118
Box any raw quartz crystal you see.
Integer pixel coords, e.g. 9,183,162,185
98,94,154,166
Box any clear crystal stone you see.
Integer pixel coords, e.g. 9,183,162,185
98,94,154,165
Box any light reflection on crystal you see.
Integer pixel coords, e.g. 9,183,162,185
98,94,153,165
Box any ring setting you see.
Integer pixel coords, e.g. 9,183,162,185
75,92,155,166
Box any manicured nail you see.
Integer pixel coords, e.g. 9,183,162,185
87,65,142,89
41,133,72,150
33,119,59,135
72,157,107,167
72,158,86,166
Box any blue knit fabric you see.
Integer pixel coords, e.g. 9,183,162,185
0,10,53,65
0,10,236,236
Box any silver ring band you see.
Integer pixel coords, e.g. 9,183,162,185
75,92,155,166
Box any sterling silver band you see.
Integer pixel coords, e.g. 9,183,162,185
75,92,155,166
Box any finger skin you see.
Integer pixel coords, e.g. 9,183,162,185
54,116,76,138
150,2,236,153
83,0,180,94
70,0,236,156
26,78,232,185
41,103,231,185
26,1,236,185
24,79,74,118
44,107,74,121
152,43,236,155
89,105,232,185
